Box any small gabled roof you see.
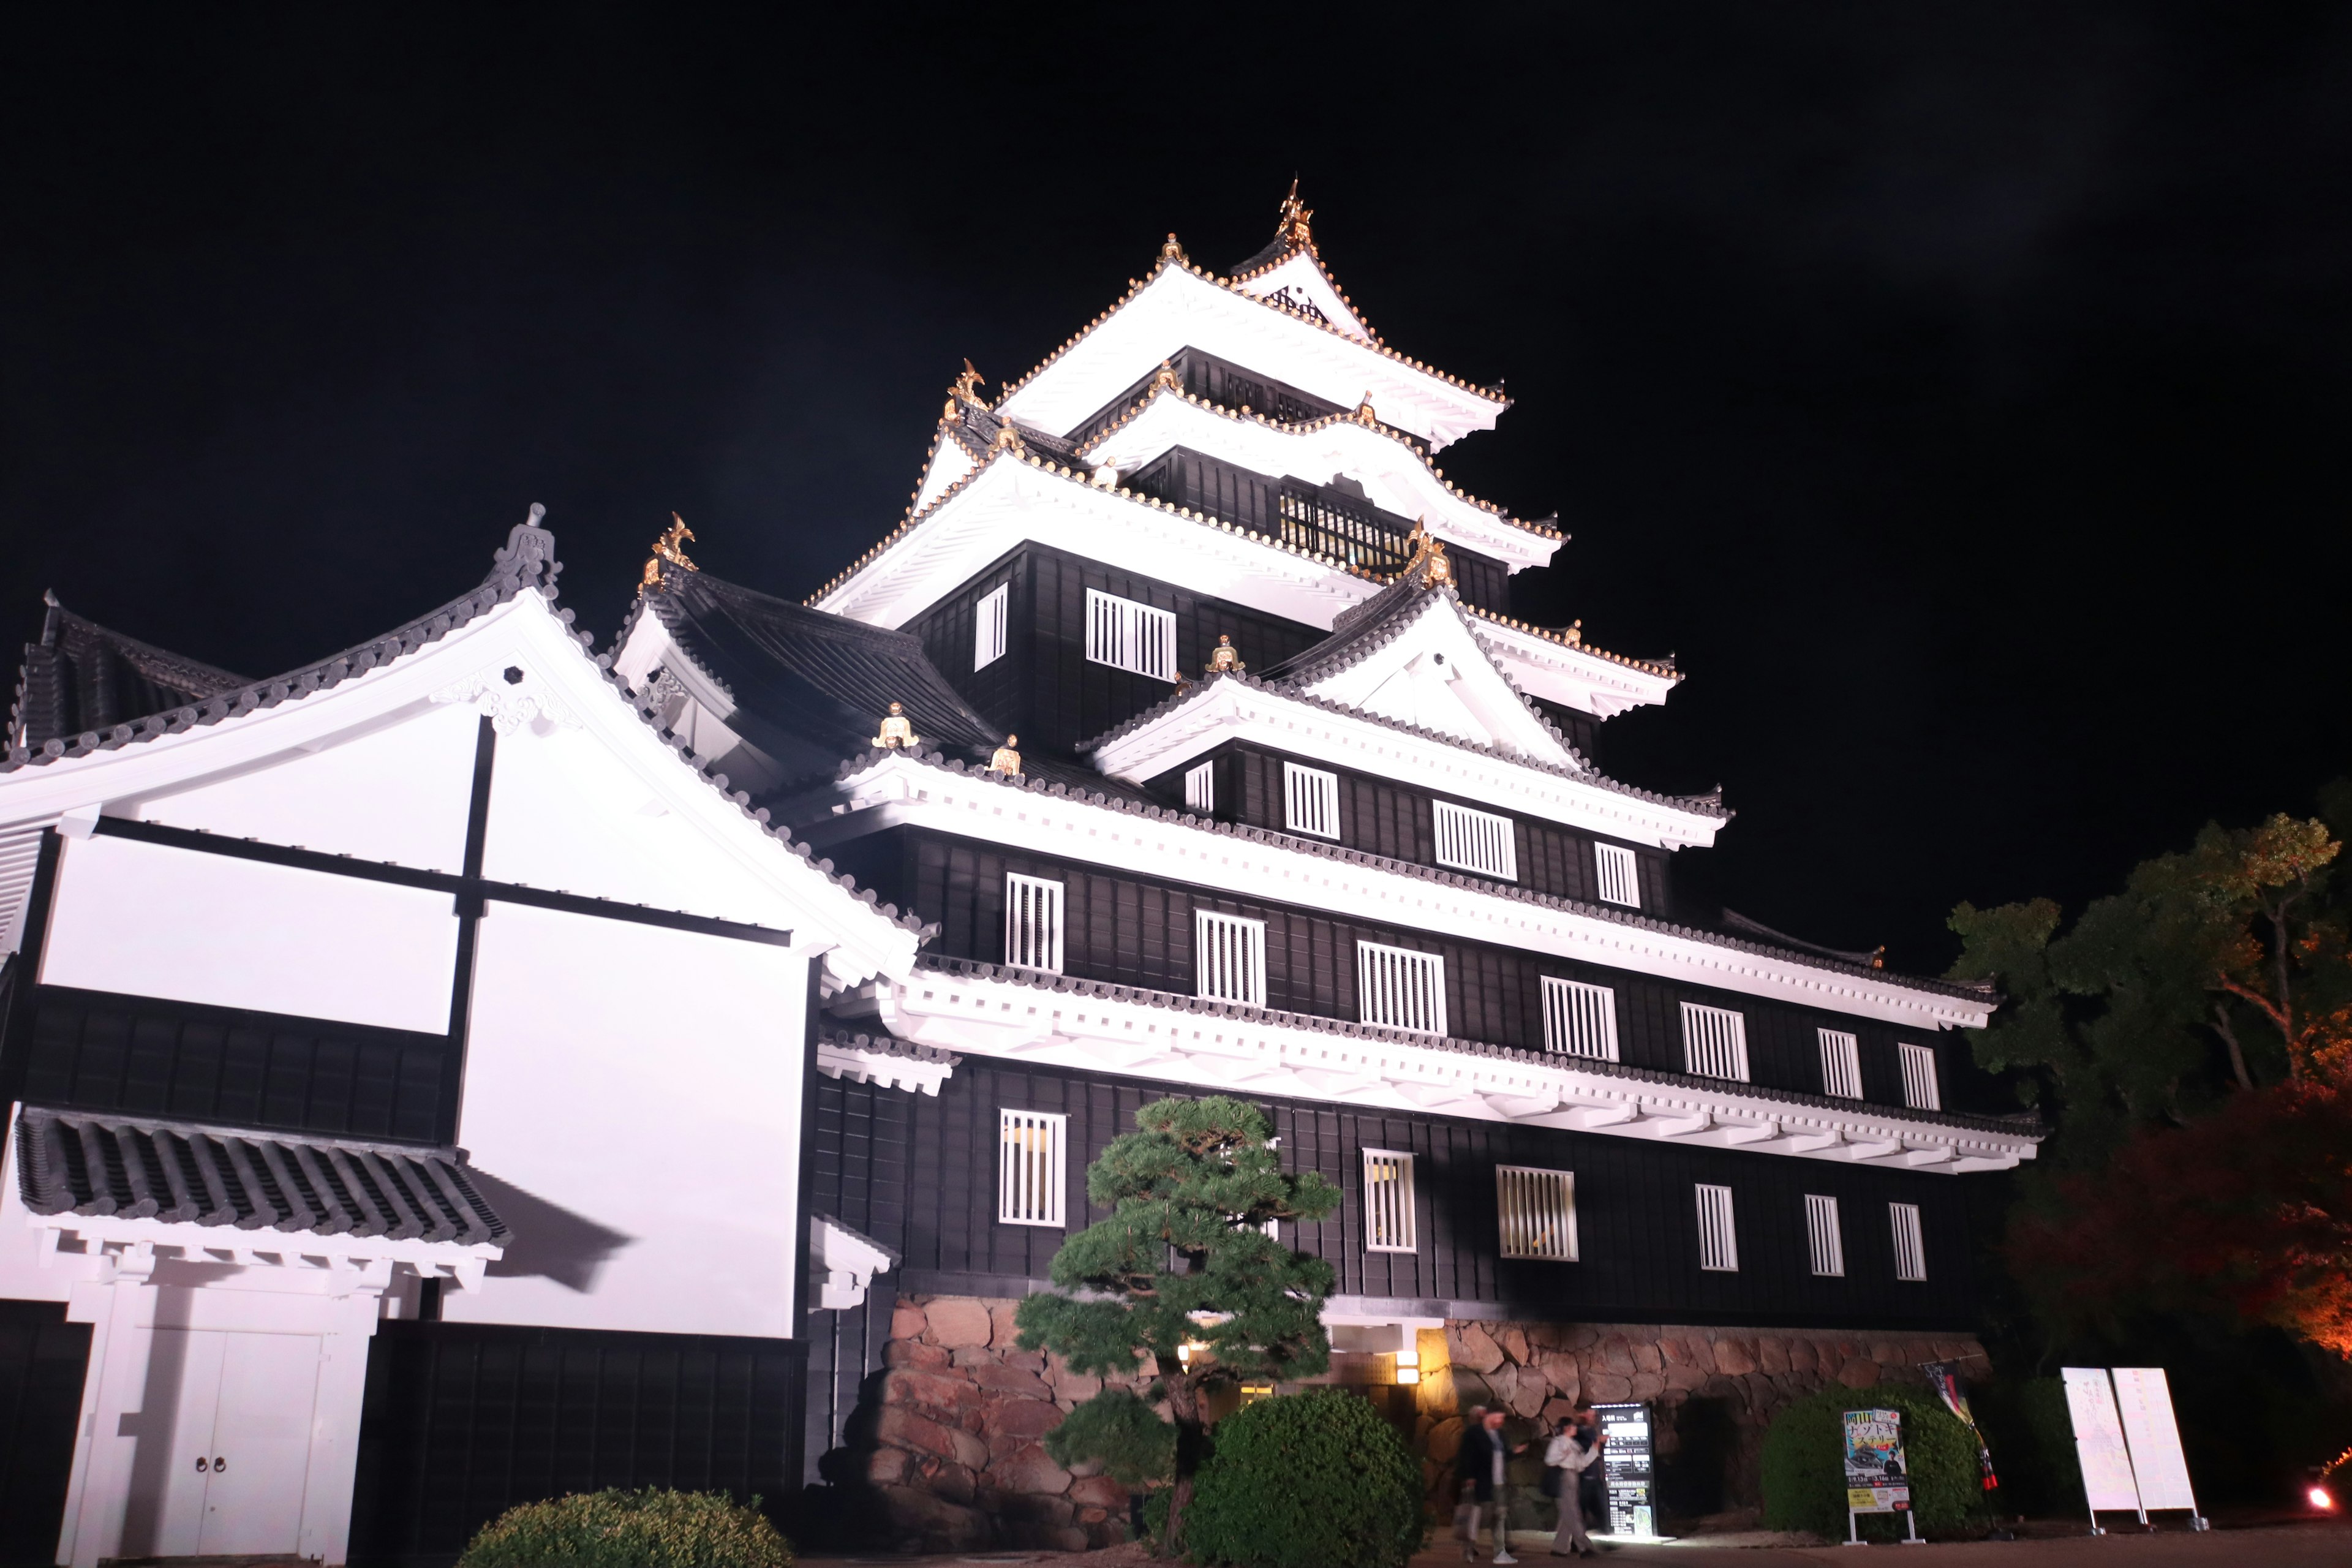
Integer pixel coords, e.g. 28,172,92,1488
633,568,1003,780
12,597,248,753
1225,187,1375,343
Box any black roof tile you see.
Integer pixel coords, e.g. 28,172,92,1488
12,596,248,752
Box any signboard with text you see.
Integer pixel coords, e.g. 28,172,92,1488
2110,1368,2198,1513
1844,1408,1911,1513
1591,1402,1654,1537
2060,1367,2144,1514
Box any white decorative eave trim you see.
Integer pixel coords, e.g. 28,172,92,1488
1074,388,1559,570
809,1214,899,1311
0,592,925,993
994,258,1505,451
820,752,1991,1033
843,966,2036,1174
815,1037,956,1096
1085,679,1719,850
28,1212,505,1291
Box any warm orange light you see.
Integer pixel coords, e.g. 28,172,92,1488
2310,1486,2335,1510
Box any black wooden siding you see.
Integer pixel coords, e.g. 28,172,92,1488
0,1300,91,1563
831,826,1950,1114
906,542,1328,760
4,985,456,1145
350,1322,808,1556
1147,742,1676,918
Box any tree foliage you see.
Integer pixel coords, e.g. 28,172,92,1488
1015,1095,1342,1555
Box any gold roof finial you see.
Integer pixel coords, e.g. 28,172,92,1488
988,733,1023,776
1205,634,1245,676
641,513,699,593
1563,618,1583,646
1160,232,1186,262
1153,359,1180,392
954,358,986,403
1275,178,1314,252
1403,521,1454,590
872,701,921,752
1356,396,1379,425
990,418,1025,453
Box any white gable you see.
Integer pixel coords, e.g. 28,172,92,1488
1300,595,1579,767
1230,250,1371,341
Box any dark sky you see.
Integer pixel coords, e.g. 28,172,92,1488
4,6,2348,973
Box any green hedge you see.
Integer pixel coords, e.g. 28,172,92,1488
1760,1384,1992,1542
1179,1391,1425,1568
456,1487,794,1568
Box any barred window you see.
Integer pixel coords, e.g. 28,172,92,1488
1283,761,1340,839
1185,760,1216,813
1695,1183,1739,1272
1818,1029,1864,1099
998,1110,1068,1227
1496,1166,1577,1261
1003,873,1064,973
974,583,1009,670
1541,976,1618,1061
1195,910,1267,1008
1084,589,1176,681
1899,1043,1941,1110
1890,1203,1928,1281
1681,1002,1750,1082
1358,941,1446,1036
1805,1194,1845,1277
1594,842,1640,908
1433,800,1517,880
1363,1149,1417,1252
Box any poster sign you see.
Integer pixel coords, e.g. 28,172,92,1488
2110,1368,2198,1514
2060,1367,2143,1513
1591,1402,1654,1537
1844,1408,1911,1513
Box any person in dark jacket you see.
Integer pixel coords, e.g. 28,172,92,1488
1454,1407,1529,1563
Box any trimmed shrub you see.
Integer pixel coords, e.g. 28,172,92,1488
1760,1384,1991,1542
456,1487,794,1568
1180,1391,1425,1568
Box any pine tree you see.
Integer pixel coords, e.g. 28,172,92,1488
1015,1095,1342,1555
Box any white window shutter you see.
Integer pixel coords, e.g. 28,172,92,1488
1003,873,1065,973
1817,1029,1864,1099
1594,842,1640,908
1433,800,1517,880
1695,1183,1738,1271
1680,1003,1750,1082
1890,1203,1927,1280
1282,761,1341,839
1184,760,1216,813
1542,977,1619,1061
1805,1194,1845,1277
1084,589,1176,681
1362,1149,1417,1252
1899,1043,1941,1110
974,583,1009,670
1194,910,1268,1008
998,1110,1068,1227
1496,1166,1577,1261
1357,941,1446,1036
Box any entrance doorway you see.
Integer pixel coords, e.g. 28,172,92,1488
124,1330,323,1557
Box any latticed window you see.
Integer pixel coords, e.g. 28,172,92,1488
1898,1043,1940,1110
1184,760,1216,813
1362,1149,1417,1252
1496,1166,1577,1261
1003,873,1064,973
1084,588,1175,681
1358,941,1446,1036
974,583,1009,670
1695,1183,1739,1272
1818,1029,1864,1099
1594,842,1640,908
1542,976,1618,1060
998,1110,1067,1227
1681,1002,1750,1082
1890,1203,1928,1281
1434,800,1517,880
1283,761,1340,839
1195,910,1267,1008
1805,1194,1845,1276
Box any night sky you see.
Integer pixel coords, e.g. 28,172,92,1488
6,7,2347,974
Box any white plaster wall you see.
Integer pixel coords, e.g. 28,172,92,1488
442,900,807,1338
135,701,480,873
40,835,457,1034
480,722,802,932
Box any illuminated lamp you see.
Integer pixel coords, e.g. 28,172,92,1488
2311,1486,2336,1510
1395,1348,1421,1386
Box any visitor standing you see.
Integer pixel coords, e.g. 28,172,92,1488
1456,1406,1529,1563
1545,1414,1605,1557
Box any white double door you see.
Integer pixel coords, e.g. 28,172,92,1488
140,1329,323,1556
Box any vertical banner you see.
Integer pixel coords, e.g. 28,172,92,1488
1844,1408,1912,1513
1922,1360,1998,1491
2060,1367,2143,1515
2110,1368,2199,1515
1592,1401,1654,1537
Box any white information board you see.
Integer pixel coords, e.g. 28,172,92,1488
2060,1367,2143,1514
2111,1367,2199,1513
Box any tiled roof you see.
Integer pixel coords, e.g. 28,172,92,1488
831,748,1988,1006
818,1027,960,1069
635,567,1003,778
810,1210,902,1266
14,1104,507,1244
908,954,2037,1139
11,597,250,755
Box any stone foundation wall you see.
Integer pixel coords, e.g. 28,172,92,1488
839,1295,1985,1550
